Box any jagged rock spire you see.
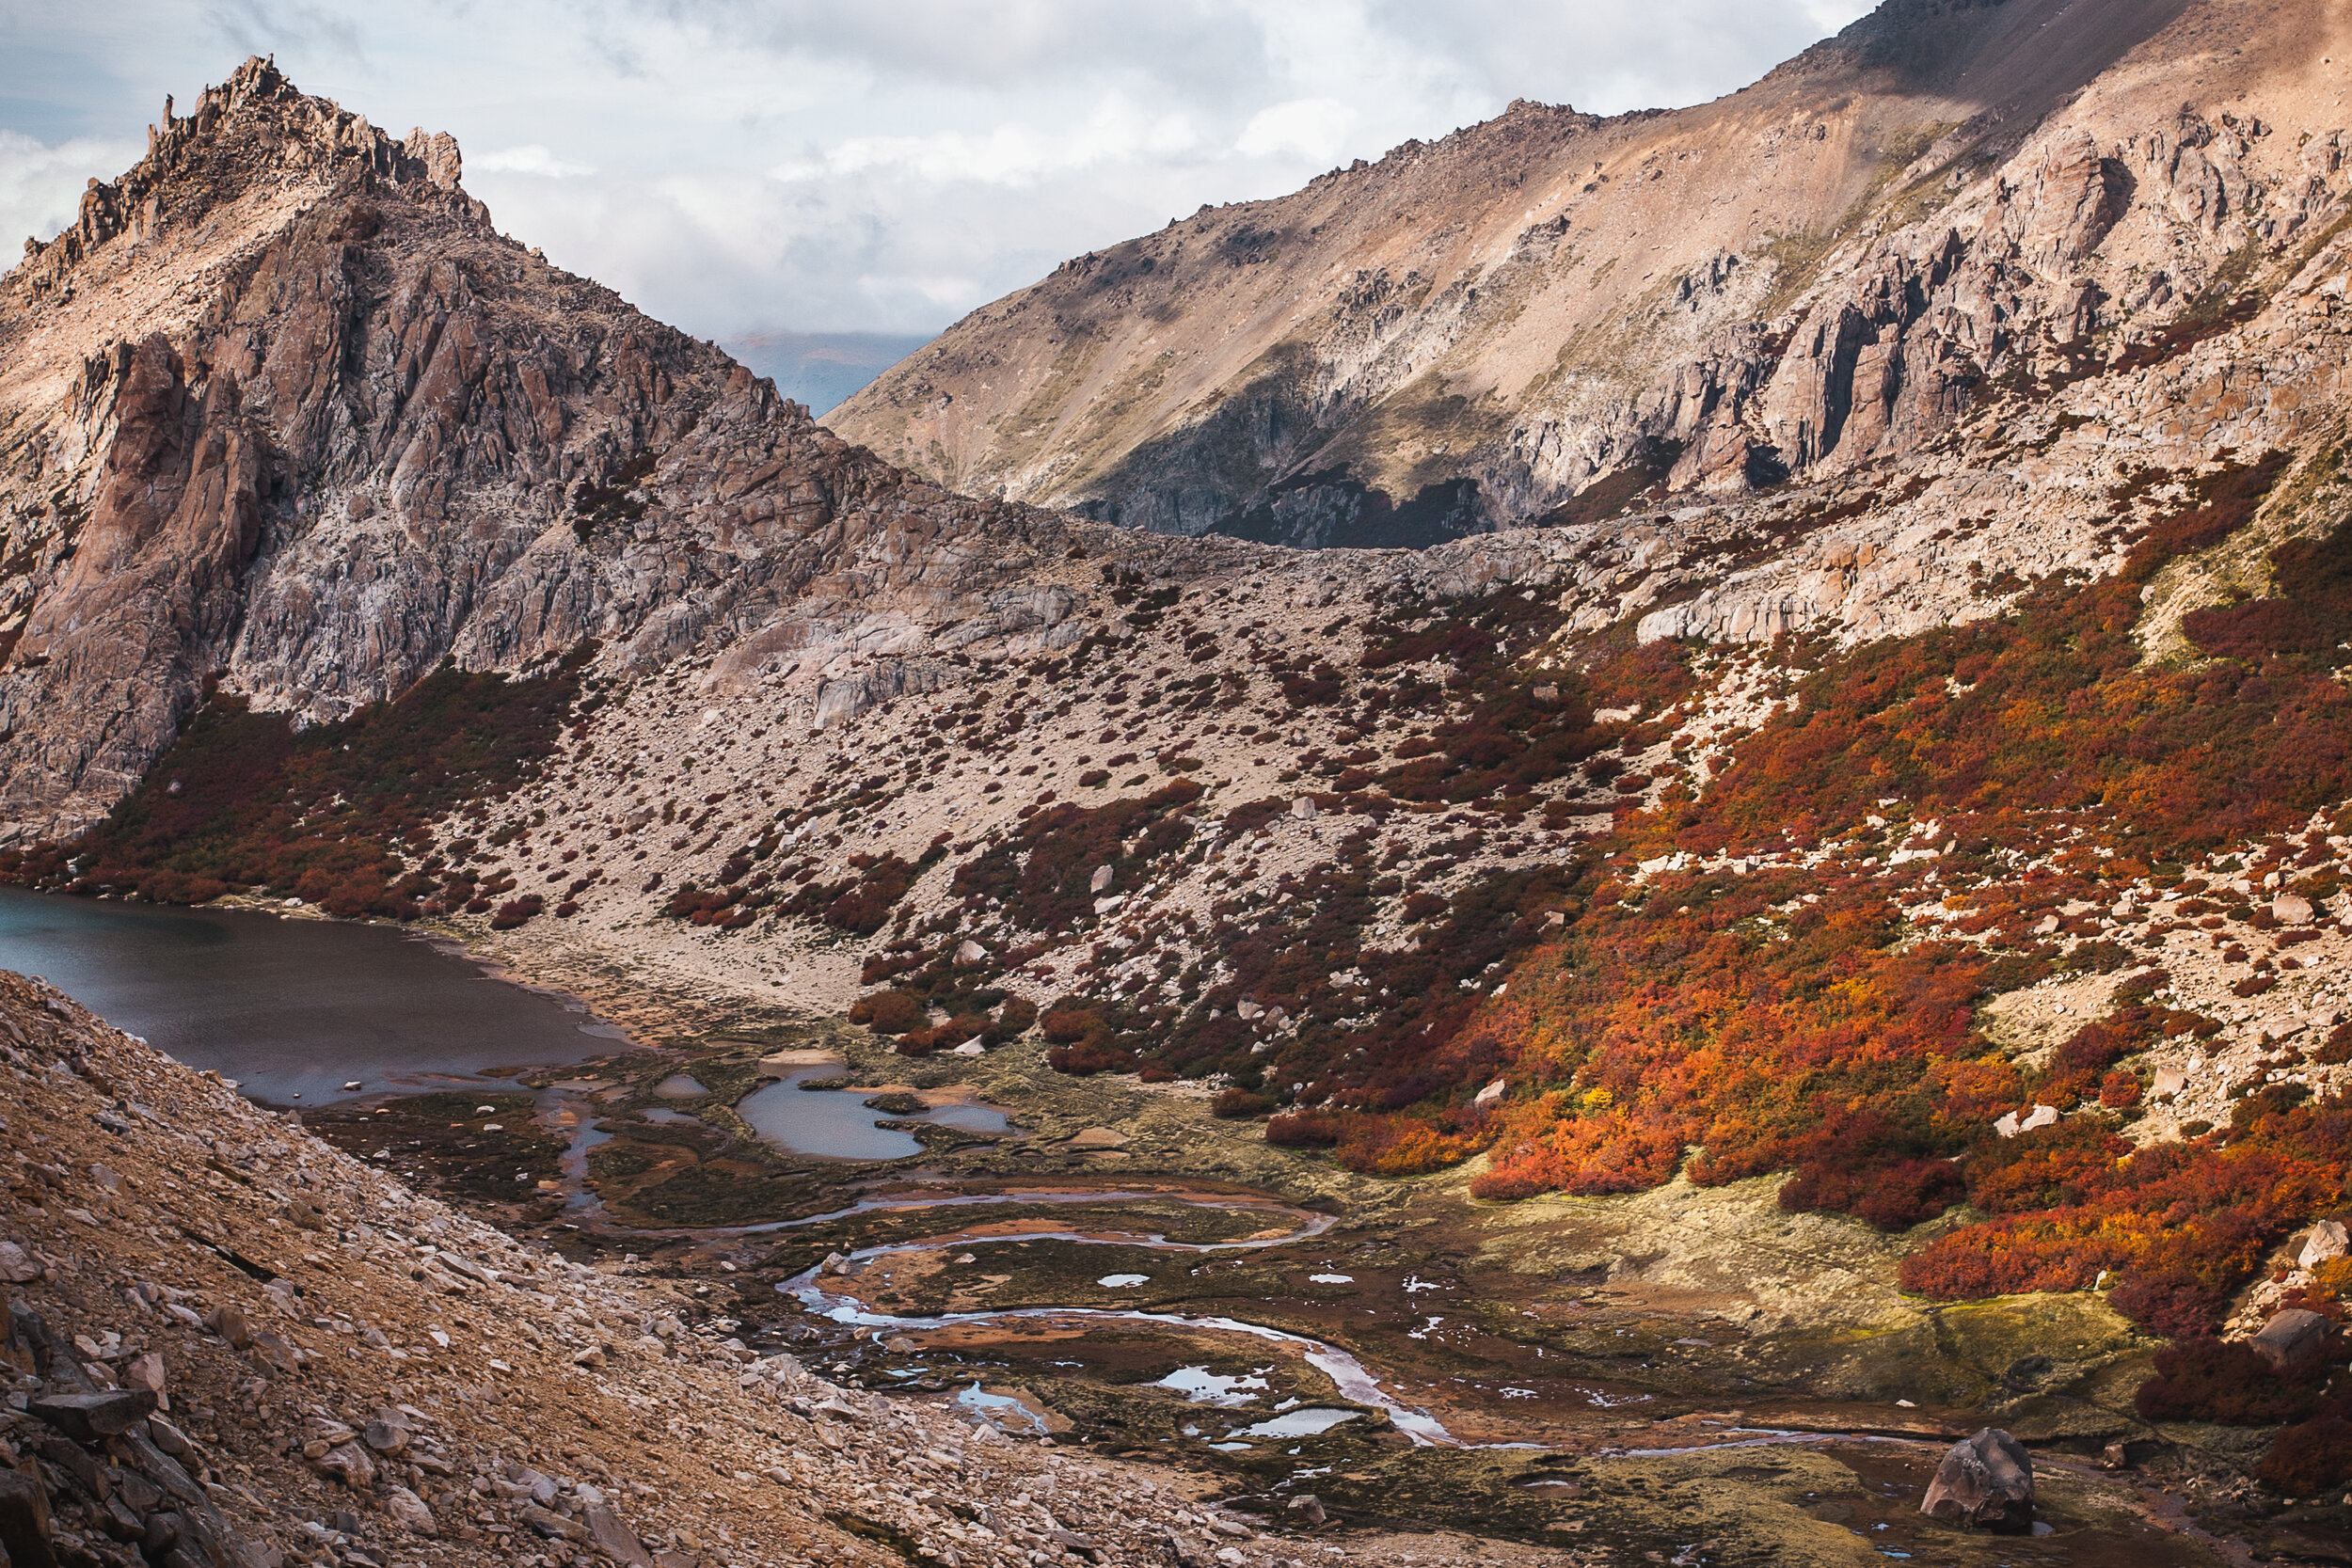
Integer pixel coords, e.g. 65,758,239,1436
10,56,475,293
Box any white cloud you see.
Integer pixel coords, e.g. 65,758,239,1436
0,130,142,251
0,0,1881,345
773,97,1199,187
469,144,596,178
1234,98,1353,163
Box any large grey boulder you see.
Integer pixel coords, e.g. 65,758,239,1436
2251,1307,2332,1368
1921,1427,2033,1532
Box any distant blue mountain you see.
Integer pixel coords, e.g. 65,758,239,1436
723,329,935,419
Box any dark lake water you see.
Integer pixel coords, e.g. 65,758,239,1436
0,887,620,1104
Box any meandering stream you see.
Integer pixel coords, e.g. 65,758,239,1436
764,1194,1455,1445
0,889,1459,1446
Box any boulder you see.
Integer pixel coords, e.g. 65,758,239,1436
953,939,988,967
518,1504,591,1544
2251,1307,2332,1369
313,1441,375,1490
1473,1079,1507,1106
123,1352,167,1409
586,1503,652,1568
2275,892,2315,926
1291,796,1317,819
1063,1127,1130,1151
0,1466,56,1568
203,1303,252,1349
1993,1105,2058,1137
2300,1219,2350,1269
1089,864,1116,894
381,1485,437,1537
2151,1068,2188,1098
248,1329,299,1376
1920,1427,2033,1532
29,1389,154,1441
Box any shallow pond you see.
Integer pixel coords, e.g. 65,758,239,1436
0,887,621,1103
735,1068,1009,1160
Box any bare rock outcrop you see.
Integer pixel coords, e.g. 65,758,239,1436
0,58,1119,842
1921,1427,2035,1532
833,0,2344,546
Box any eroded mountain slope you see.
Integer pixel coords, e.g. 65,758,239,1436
0,59,1111,844
0,968,1325,1568
831,0,2344,545
19,16,2352,1526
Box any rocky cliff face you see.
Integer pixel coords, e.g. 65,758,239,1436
830,0,2340,544
0,59,1112,844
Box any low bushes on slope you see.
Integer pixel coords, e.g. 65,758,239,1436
3,649,594,917
1299,454,2352,1338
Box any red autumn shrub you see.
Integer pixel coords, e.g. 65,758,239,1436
1211,1087,1278,1118
2185,597,2346,662
849,990,927,1034
1041,1003,1106,1045
2109,1275,2240,1341
8,651,593,917
489,895,544,930
1048,1039,1136,1076
1904,1125,2343,1336
1964,1119,2132,1214
2135,1337,2323,1425
1317,1115,1486,1177
1782,1156,1964,1233
2262,1417,2352,1497
1266,1111,1344,1148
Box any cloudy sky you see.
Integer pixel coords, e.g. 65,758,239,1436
0,0,1872,403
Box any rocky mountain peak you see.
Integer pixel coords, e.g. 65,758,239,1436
0,60,1135,842
829,0,2285,546
14,55,477,301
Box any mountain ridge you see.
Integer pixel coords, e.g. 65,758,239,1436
826,0,2306,546
0,58,1133,843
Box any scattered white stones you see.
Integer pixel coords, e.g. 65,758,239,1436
2300,1219,2349,1269
1994,1104,2060,1138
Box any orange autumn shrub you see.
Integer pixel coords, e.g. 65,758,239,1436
1962,1119,2131,1214
1461,878,1987,1223
1901,1090,2352,1335
1473,1112,1686,1199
